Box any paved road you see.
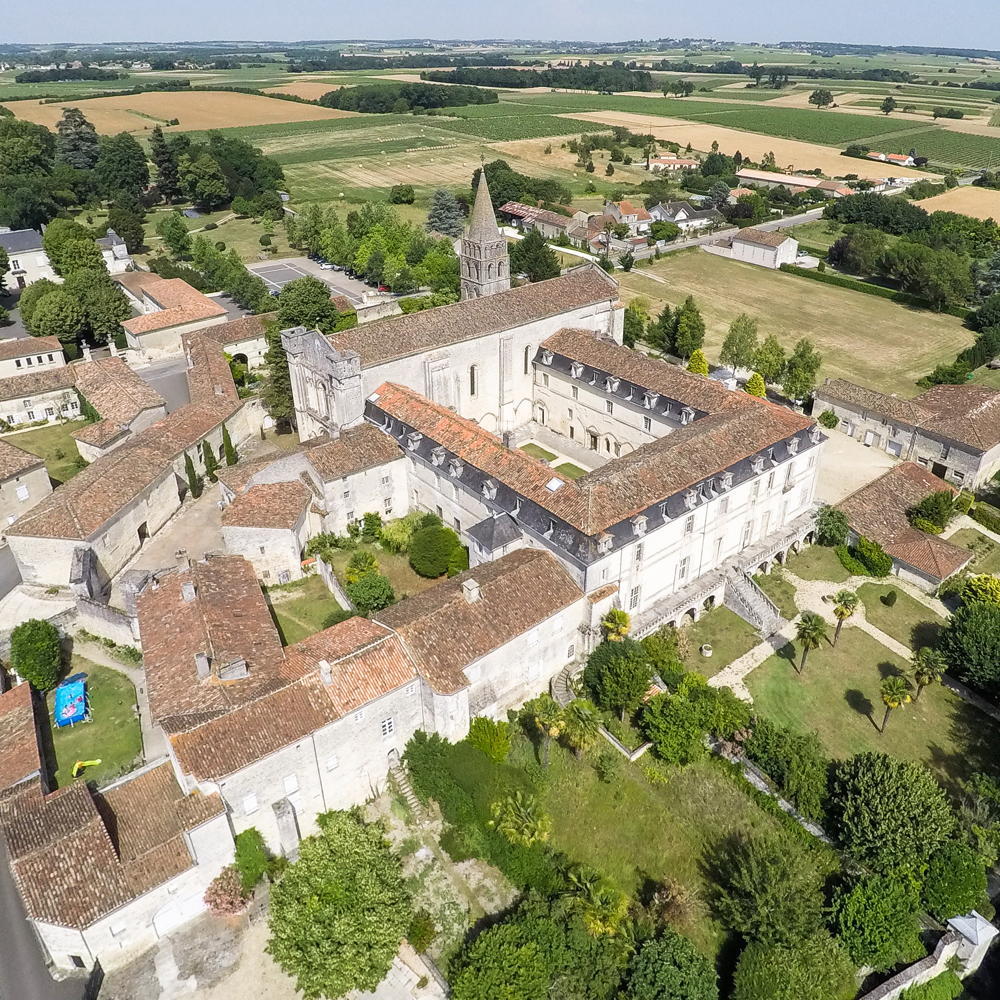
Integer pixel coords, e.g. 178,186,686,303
0,838,84,1000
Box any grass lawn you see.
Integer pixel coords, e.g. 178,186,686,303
326,541,441,606
554,461,588,479
858,582,945,650
618,252,974,398
747,627,1000,789
44,658,142,789
1,420,89,485
950,528,1000,576
682,606,761,678
520,442,557,463
267,574,344,645
753,569,799,619
787,219,845,251
784,545,851,583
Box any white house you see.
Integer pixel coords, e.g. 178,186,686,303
648,200,724,233
0,337,66,381
703,227,799,269
647,156,699,173
0,228,134,292
0,438,51,528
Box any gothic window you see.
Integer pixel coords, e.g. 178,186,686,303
469,365,478,398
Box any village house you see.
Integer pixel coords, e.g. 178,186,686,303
835,463,972,591
647,156,700,173
116,273,229,357
867,151,915,166
0,366,79,429
814,379,1000,489
498,201,573,241
648,200,724,233
603,199,652,236
0,228,134,292
0,438,51,527
703,227,799,269
734,168,853,198
0,336,66,380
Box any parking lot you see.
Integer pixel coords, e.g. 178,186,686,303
248,257,372,306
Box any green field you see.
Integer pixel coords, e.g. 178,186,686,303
426,114,612,140
879,128,1000,168
266,575,344,645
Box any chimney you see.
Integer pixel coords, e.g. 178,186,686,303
181,582,196,602
461,578,481,604
194,652,210,679
319,659,332,685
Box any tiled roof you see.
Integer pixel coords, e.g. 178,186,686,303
0,439,44,482
184,330,242,407
0,229,43,253
499,201,572,230
376,549,582,694
121,278,226,335
0,763,222,930
196,312,276,347
329,265,618,368
113,270,166,297
0,336,61,362
70,357,165,448
736,168,825,189
614,200,650,221
733,227,793,248
0,685,40,796
222,480,310,530
836,463,972,581
817,379,1000,452
136,555,290,733
305,423,403,481
0,366,75,402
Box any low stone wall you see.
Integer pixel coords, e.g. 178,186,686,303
315,556,353,611
857,933,960,1000
76,598,140,647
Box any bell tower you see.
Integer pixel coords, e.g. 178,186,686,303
460,169,511,301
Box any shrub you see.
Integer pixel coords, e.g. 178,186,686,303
831,873,922,969
203,221,218,230
743,717,829,822
584,638,654,720
346,572,395,615
389,184,416,205
835,545,869,576
971,502,1000,534
233,828,269,892
409,524,461,578
899,971,965,1000
815,505,850,547
881,589,898,607
204,865,249,915
921,840,988,920
595,749,620,784
467,716,512,763
10,619,62,690
322,608,353,628
379,512,423,553
345,550,378,584
407,909,436,952
939,600,1000,697
911,517,943,535
361,511,383,541
446,544,469,577
856,535,893,576
954,491,975,515
963,574,1000,606
817,409,839,429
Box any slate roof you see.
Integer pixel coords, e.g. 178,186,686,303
0,336,61,362
0,763,223,930
0,439,44,482
329,265,618,369
221,481,310,531
836,463,972,582
70,357,165,449
121,278,226,335
305,423,403,481
733,227,793,248
466,512,522,552
376,549,582,694
0,229,43,254
0,685,41,796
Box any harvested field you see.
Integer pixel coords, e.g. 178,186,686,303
913,185,1000,221
557,110,932,177
619,251,973,397
264,81,339,101
2,91,355,133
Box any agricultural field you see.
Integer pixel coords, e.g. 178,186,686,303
264,81,342,101
2,89,355,133
879,128,1000,169
426,113,612,141
619,250,974,397
914,185,1000,220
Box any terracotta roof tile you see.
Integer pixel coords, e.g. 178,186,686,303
121,278,226,335
70,357,165,448
816,378,931,425
222,480,310,530
499,201,572,229
114,270,167,297
304,423,403,481
196,312,276,347
0,439,44,482
0,366,75,402
376,549,582,694
836,463,972,581
0,685,41,795
329,265,617,368
733,227,793,248
0,337,62,362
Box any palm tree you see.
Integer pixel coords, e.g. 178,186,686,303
566,873,629,937
524,694,564,767
561,699,601,758
488,791,551,847
794,611,829,674
910,647,946,701
831,590,859,646
601,608,630,642
880,675,912,733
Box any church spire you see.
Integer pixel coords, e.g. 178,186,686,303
459,167,510,301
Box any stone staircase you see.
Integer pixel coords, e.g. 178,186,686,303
552,665,577,707
724,570,785,638
389,760,425,821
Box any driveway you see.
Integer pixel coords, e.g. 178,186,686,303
815,425,898,505
248,257,377,306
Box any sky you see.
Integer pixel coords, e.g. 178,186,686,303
7,1,1000,49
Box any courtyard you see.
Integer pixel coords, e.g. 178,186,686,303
0,420,89,485
266,574,345,645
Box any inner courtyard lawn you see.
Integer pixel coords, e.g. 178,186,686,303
857,582,945,650
783,544,851,583
44,658,142,789
681,606,761,678
752,569,799,619
746,627,999,789
267,574,344,645
1,421,89,485
554,461,587,479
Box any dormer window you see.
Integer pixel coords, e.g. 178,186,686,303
767,447,777,465
632,514,647,537
605,376,620,393
544,518,556,539
481,479,497,501
597,533,613,555
643,391,660,409
512,496,522,517
809,426,822,444
719,471,734,491
680,407,695,425
570,361,584,379
405,431,422,451
751,456,765,474
788,437,800,456
658,502,668,519
683,490,697,510
448,457,464,478
541,349,554,365
431,446,446,466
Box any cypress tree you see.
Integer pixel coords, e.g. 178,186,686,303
222,424,238,466
184,452,203,499
201,439,219,483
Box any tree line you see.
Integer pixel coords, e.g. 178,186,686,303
14,66,124,83
318,81,498,113
422,65,656,92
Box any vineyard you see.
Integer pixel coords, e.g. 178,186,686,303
880,128,1000,169
426,114,612,140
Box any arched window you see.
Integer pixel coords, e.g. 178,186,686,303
469,365,478,398
523,345,532,375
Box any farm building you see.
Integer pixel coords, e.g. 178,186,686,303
703,227,799,269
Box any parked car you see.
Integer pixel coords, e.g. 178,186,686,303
330,264,344,272
319,262,335,270
378,284,390,292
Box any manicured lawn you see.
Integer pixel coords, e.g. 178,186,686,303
858,582,945,650
44,658,142,789
950,528,1000,576
784,545,851,583
753,569,799,619
682,606,761,678
267,574,344,645
520,442,557,463
2,421,89,485
326,542,441,604
747,627,1000,789
554,461,587,479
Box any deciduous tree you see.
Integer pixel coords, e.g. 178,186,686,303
10,619,62,690
753,333,786,384
156,211,192,258
55,107,100,170
832,874,922,969
276,275,340,333
720,313,760,371
674,296,705,358
95,132,149,197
